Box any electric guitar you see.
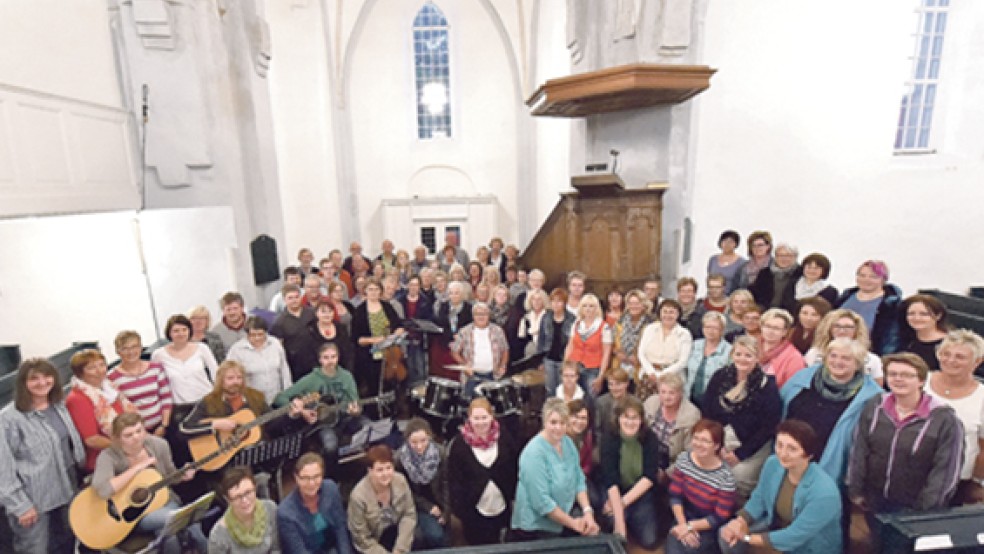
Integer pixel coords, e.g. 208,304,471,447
187,392,321,471
69,439,231,550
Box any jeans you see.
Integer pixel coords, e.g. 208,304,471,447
622,491,659,549
665,529,720,554
578,366,600,399
414,510,449,549
544,359,563,397
406,343,428,387
463,372,495,398
319,415,370,459
137,499,207,554
7,504,74,554
718,520,770,554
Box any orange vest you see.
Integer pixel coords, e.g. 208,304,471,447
569,323,606,369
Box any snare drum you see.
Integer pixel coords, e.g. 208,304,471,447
421,377,462,419
511,369,546,415
476,380,520,416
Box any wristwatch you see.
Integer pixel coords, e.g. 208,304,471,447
743,534,752,543
686,522,694,532
582,506,594,514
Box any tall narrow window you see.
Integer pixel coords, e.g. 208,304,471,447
413,3,452,139
894,0,949,152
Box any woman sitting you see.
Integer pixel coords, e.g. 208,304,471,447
643,372,702,480
566,399,600,505
707,230,747,295
65,348,136,473
511,398,600,541
108,330,173,436
448,398,518,545
833,259,903,355
394,418,450,548
226,316,293,404
901,293,950,371
925,330,984,505
277,452,353,554
779,252,838,314
702,335,781,498
805,308,884,386
757,308,806,388
209,466,280,553
665,419,738,554
91,412,206,553
599,396,660,548
0,359,84,554
686,311,732,407
781,338,882,483
848,353,964,547
637,299,693,399
719,420,842,554
347,445,416,554
788,297,832,355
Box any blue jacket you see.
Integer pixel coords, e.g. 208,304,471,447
537,311,576,359
834,284,903,355
685,339,732,402
277,479,353,554
780,363,882,483
742,456,842,554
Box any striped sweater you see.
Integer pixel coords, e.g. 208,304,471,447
107,362,173,430
668,450,738,528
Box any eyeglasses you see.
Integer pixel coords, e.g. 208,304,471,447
832,324,857,331
761,324,787,332
296,473,323,482
886,371,920,380
228,487,256,503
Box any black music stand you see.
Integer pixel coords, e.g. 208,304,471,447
127,492,216,554
229,432,305,501
508,352,545,377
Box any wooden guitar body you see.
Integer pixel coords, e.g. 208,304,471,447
69,468,171,550
187,409,263,471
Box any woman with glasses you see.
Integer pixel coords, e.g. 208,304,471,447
209,466,280,553
277,452,353,554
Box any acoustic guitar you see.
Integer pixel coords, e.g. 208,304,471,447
69,437,233,550
187,392,321,471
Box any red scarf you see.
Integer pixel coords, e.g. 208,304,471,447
460,418,500,449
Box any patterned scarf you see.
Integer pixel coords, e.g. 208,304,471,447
716,365,768,415
224,499,267,547
398,441,441,485
812,364,864,402
71,376,134,436
460,418,500,449
616,313,648,359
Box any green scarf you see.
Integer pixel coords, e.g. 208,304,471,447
224,499,268,548
619,434,643,490
813,364,864,402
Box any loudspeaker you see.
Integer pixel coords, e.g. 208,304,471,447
251,234,280,285
0,345,21,375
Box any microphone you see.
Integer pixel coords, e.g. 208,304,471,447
142,84,149,123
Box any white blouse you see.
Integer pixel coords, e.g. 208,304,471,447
151,343,218,404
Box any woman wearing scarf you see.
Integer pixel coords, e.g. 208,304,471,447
394,418,449,549
65,348,136,473
447,397,518,545
489,284,513,328
564,293,614,398
610,289,651,389
702,336,781,499
757,309,806,389
517,288,549,358
779,253,838,314
748,243,799,310
209,466,280,553
599,396,661,548
737,230,773,291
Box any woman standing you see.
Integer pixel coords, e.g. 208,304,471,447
719,420,842,554
925,330,984,505
395,418,449,548
152,314,220,405
189,305,228,363
511,398,599,541
610,289,651,386
643,373,702,480
748,243,799,310
448,398,518,545
108,330,173,436
518,289,548,358
637,299,693,400
779,253,838,314
757,308,806,389
685,312,732,406
226,316,293,404
738,230,773,291
848,353,964,546
399,276,433,388
707,230,747,295
564,294,614,398
702,336,781,498
788,297,831,355
539,288,576,397
805,309,885,386
605,288,625,327
781,338,882,482
665,419,738,554
488,284,512,328
467,261,484,292
723,290,755,339
556,361,586,403
347,445,416,554
0,359,84,554
351,279,404,398
208,466,281,553
430,281,472,380
599,397,660,548
901,293,949,370
834,260,903,355
65,348,136,473
277,453,353,554
327,282,355,335
294,301,355,382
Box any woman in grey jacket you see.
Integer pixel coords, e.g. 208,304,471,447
347,445,416,554
0,359,85,554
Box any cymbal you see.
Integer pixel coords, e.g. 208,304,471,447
443,364,468,371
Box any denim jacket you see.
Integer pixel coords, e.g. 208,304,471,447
537,311,576,359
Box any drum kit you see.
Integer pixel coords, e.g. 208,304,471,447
409,365,546,438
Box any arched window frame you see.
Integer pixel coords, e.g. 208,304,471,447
412,2,452,140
